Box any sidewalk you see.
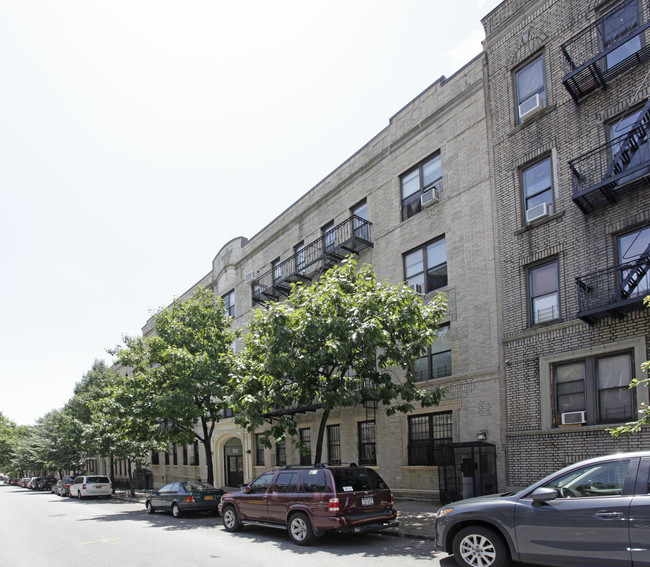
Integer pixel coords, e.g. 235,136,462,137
113,490,439,541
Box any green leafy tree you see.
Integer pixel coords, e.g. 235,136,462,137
31,409,82,477
234,258,447,464
609,296,650,438
112,287,240,486
0,412,17,472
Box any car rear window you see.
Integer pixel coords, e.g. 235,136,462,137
87,476,110,484
331,468,388,492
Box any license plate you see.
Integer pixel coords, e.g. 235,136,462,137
95,486,102,489
361,497,374,506
204,495,213,500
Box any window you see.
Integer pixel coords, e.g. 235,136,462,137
351,200,369,240
529,260,560,324
164,451,170,465
515,53,547,123
543,459,631,498
151,451,159,465
183,445,188,466
358,421,376,466
275,440,286,467
401,153,442,220
414,324,451,381
172,443,178,465
223,290,235,318
601,0,642,70
554,351,635,425
322,221,336,253
249,472,273,494
255,433,265,467
404,236,447,294
608,105,649,177
618,226,650,298
327,424,341,465
272,258,282,284
295,242,306,274
299,428,311,466
301,469,328,493
274,471,299,493
522,157,554,222
191,441,200,466
407,411,453,466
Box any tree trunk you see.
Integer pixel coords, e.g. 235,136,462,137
127,458,135,497
200,419,214,486
313,409,330,465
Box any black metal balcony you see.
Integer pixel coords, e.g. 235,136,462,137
561,0,650,103
252,215,372,305
568,114,650,213
575,251,650,324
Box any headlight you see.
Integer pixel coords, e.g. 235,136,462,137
436,507,454,518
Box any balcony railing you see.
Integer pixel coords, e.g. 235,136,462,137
568,126,650,214
561,0,650,103
252,215,372,304
575,252,650,323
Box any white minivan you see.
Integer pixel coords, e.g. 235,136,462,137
69,475,112,499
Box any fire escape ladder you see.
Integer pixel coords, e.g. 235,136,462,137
604,98,650,182
619,244,650,299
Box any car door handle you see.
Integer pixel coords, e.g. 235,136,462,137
594,511,625,520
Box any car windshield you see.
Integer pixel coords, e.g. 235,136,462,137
331,468,388,491
183,481,217,492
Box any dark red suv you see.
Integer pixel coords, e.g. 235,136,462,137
219,463,398,545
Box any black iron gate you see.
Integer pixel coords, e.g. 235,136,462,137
439,442,497,504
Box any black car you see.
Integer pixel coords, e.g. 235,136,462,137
146,481,224,517
38,477,57,491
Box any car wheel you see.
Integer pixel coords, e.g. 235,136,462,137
77,491,83,500
452,526,509,567
171,503,182,518
146,501,155,514
222,505,242,532
288,512,315,546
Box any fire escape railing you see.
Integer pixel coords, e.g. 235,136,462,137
251,215,372,305
569,98,650,213
575,250,650,323
561,0,650,103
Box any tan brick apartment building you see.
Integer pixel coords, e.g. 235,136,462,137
103,0,649,498
483,0,650,489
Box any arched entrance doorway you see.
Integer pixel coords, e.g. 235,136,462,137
224,437,244,488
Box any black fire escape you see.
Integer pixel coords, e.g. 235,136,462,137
569,97,650,213
251,215,372,305
561,0,650,103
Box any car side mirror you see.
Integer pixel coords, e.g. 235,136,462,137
243,485,252,494
531,487,558,503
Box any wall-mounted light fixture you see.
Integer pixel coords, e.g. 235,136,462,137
477,430,487,441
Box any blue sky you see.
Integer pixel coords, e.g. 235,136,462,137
0,0,502,425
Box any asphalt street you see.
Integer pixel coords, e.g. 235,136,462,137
1,485,454,567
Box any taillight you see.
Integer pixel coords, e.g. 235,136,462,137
329,497,339,512
390,493,394,506
185,495,194,503
82,484,87,490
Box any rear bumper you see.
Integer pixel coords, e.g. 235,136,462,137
312,509,398,535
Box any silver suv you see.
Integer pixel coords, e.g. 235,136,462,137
435,451,650,567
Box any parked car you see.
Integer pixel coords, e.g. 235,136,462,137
55,476,74,497
69,475,112,499
146,481,224,518
27,477,40,489
219,463,397,545
37,476,57,491
435,451,650,567
20,477,31,488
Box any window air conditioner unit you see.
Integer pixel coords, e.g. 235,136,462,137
560,411,586,425
421,187,440,208
408,283,423,294
245,272,255,282
526,202,549,223
519,93,544,121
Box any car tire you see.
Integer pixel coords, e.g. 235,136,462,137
222,505,243,532
77,491,83,500
146,501,155,514
288,512,316,546
171,503,182,518
452,525,510,567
